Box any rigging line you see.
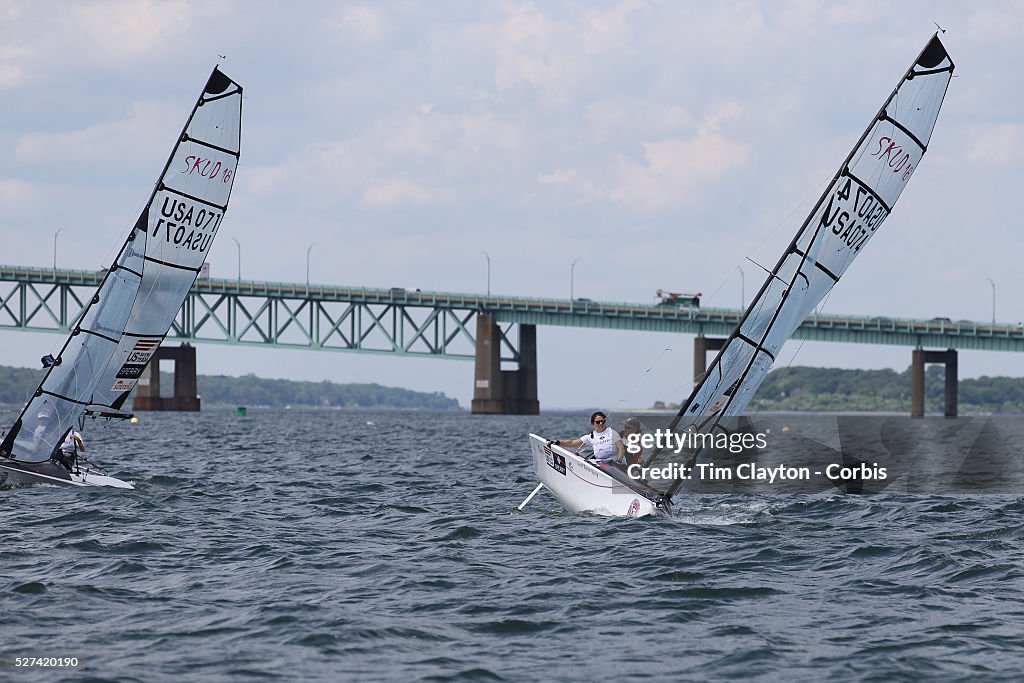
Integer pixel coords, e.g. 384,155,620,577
744,173,834,260
655,46,950,421
615,211,796,409
22,228,143,427
745,255,791,287
625,237,776,406
94,190,154,276
639,167,836,412
610,47,951,415
659,212,837,491
612,275,734,409
666,55,935,436
615,348,672,406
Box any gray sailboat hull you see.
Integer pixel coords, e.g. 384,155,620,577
0,459,134,489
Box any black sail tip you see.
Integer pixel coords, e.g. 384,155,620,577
205,68,233,95
917,35,948,69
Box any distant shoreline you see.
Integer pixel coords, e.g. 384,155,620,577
0,364,461,411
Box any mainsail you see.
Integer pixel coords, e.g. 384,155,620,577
645,35,954,499
0,68,242,463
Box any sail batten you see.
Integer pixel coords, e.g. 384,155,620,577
159,187,230,211
143,256,204,272
80,329,121,344
645,35,953,498
880,116,927,151
39,391,90,406
1,68,242,463
185,138,240,157
841,171,893,213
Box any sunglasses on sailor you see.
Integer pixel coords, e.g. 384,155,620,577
593,419,606,425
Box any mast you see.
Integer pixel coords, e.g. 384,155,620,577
651,35,955,499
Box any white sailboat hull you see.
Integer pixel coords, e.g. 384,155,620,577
0,460,134,489
528,434,658,518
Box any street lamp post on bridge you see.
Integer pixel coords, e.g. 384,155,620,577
306,242,316,287
737,266,745,311
232,237,241,282
53,228,64,273
570,257,580,312
482,251,491,296
987,277,996,324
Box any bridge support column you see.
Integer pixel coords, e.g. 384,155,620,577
133,344,201,411
911,348,957,418
471,314,539,415
694,336,727,383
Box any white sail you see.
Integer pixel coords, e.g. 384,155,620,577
648,35,954,497
1,68,242,463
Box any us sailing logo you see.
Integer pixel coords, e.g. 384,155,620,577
112,338,161,391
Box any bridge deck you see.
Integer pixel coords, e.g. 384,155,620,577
2,264,1022,354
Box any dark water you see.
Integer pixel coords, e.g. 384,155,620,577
3,407,1024,681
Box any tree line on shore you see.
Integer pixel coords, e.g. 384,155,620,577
4,363,1023,414
0,365,459,410
651,365,1024,414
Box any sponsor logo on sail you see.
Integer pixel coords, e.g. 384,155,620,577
120,338,160,368
871,135,916,181
115,364,145,380
181,155,235,184
111,338,160,391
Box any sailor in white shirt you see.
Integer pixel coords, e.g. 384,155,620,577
547,411,625,464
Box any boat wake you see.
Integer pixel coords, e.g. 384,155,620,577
672,500,779,526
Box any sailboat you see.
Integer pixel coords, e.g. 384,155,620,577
524,34,955,517
0,68,243,488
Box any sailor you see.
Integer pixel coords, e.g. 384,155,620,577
548,411,625,464
56,429,86,472
32,404,57,455
619,417,646,467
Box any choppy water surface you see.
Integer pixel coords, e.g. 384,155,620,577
3,407,1024,681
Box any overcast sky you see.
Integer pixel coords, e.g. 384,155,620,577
2,1,1023,410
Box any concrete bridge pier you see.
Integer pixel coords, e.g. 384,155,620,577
471,314,539,415
694,336,728,383
133,344,201,411
911,348,958,418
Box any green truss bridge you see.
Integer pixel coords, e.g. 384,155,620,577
2,264,1021,415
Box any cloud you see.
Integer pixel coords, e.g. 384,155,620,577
0,179,35,204
66,0,193,64
583,0,647,54
490,4,581,101
585,100,691,143
967,124,1024,165
966,2,1024,43
0,60,22,89
361,180,436,206
536,168,603,204
0,2,32,88
543,102,748,211
488,1,643,103
14,101,174,168
609,131,750,210
237,105,527,210
337,5,386,42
